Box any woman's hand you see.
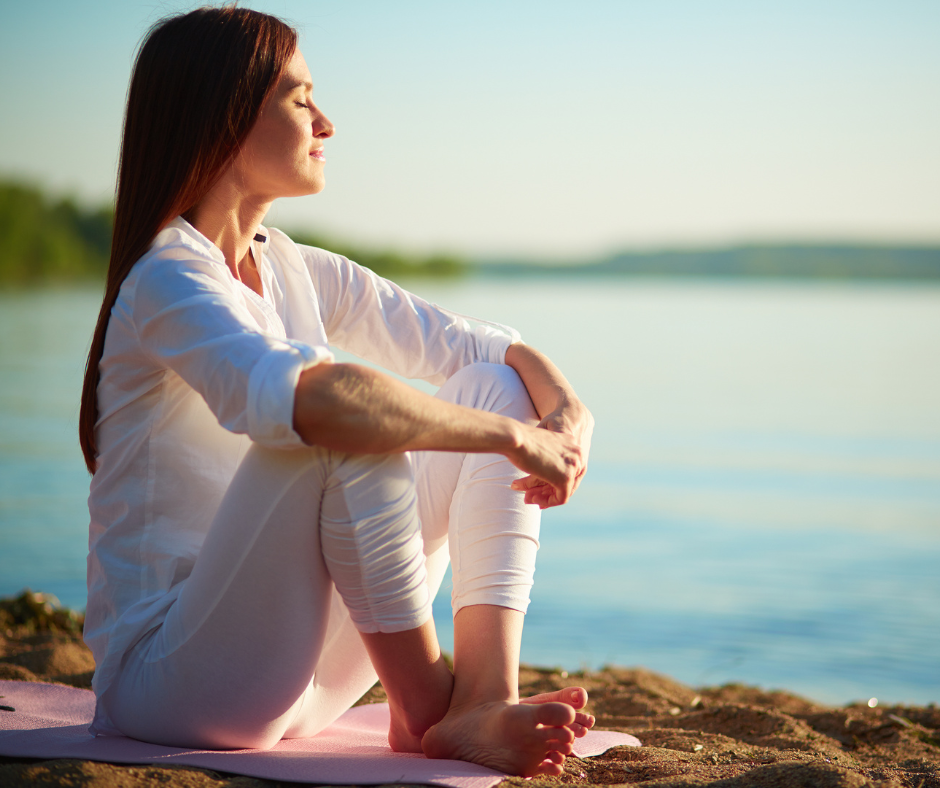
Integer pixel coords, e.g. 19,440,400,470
508,400,594,509
292,347,593,510
504,343,594,509
538,397,595,469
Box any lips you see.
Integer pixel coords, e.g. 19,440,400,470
310,149,325,161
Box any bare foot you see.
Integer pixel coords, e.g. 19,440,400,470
521,686,596,737
422,699,576,777
388,703,424,753
386,684,454,754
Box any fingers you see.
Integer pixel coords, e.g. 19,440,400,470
508,427,585,507
526,485,562,509
511,475,565,509
510,474,539,491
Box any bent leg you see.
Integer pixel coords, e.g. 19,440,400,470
105,362,588,768
414,362,543,616
413,363,588,776
422,605,577,776
300,363,547,754
106,443,432,749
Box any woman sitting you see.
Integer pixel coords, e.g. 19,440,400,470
79,7,595,777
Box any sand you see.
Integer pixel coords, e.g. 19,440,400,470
1,591,937,788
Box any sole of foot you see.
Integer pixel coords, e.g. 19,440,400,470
422,699,577,777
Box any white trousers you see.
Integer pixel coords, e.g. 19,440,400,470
105,363,540,749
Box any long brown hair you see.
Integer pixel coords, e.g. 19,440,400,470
79,7,297,474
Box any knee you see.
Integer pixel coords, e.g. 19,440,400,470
437,362,536,422
447,361,525,392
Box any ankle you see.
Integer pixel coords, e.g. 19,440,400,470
449,677,519,710
390,698,447,746
451,604,524,708
391,670,454,737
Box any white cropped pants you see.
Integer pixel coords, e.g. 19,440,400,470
105,363,540,749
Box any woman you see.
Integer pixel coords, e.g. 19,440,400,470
79,7,594,777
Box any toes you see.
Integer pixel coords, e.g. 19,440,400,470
535,759,565,777
519,690,562,705
537,729,574,755
535,727,574,751
535,751,566,775
566,687,589,708
521,686,589,709
570,711,595,736
532,701,576,728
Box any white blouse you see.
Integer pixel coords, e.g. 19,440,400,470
85,217,516,732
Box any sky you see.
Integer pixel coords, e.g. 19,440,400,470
1,0,938,260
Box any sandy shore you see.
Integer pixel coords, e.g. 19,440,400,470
1,591,937,787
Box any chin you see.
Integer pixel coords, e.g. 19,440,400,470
283,180,325,199
302,175,326,196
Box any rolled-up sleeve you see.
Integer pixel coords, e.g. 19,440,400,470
246,338,331,446
298,244,520,385
131,251,333,447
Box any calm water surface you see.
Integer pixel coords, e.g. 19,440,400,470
1,278,938,705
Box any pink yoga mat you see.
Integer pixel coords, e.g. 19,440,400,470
0,681,640,788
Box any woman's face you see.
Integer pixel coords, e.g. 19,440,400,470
232,49,334,200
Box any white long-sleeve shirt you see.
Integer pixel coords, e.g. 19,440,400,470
85,217,516,731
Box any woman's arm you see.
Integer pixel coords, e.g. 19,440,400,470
297,244,516,385
504,343,594,508
293,361,585,507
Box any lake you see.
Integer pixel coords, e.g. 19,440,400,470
1,277,938,706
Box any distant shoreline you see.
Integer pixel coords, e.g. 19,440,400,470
475,243,940,280
4,179,940,285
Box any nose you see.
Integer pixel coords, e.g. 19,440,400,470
313,105,335,139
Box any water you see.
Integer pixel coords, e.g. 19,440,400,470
1,278,938,706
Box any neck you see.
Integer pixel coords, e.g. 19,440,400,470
187,177,273,276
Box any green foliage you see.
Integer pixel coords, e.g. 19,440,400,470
290,230,467,279
8,177,934,283
0,179,466,284
0,590,84,635
0,181,112,284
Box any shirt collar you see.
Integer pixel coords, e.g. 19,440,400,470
164,216,271,264
163,216,224,264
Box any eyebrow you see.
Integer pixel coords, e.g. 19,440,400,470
285,79,313,91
